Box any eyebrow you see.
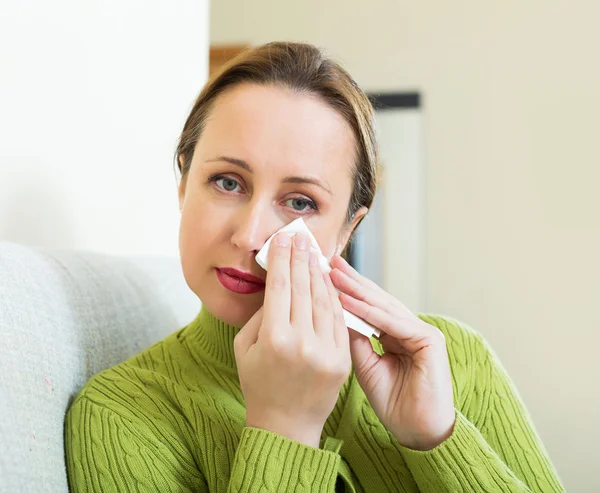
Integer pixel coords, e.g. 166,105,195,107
205,155,333,195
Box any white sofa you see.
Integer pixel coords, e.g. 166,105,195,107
0,240,200,492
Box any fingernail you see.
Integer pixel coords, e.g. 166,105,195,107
309,251,318,266
294,233,308,249
276,233,290,246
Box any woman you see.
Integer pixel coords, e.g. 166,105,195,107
64,41,565,492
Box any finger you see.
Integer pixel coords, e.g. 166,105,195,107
290,232,314,336
339,292,440,353
330,255,407,310
330,254,381,291
348,328,380,380
330,268,406,315
323,271,348,350
329,266,382,310
309,251,333,340
262,232,292,333
234,306,264,355
378,333,413,357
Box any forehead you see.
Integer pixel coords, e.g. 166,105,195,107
199,83,356,181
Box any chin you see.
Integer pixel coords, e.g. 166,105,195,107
202,285,264,329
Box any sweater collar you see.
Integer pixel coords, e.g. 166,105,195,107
188,304,241,370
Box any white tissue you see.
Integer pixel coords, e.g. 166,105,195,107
256,218,381,339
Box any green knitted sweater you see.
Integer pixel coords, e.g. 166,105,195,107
64,306,565,492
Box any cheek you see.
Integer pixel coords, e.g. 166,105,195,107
319,241,337,259
180,190,224,241
311,197,352,258
313,226,345,259
178,213,204,292
178,196,220,278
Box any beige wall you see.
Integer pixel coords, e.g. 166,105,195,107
211,2,600,490
0,1,209,256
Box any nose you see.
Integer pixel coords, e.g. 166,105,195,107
230,200,282,257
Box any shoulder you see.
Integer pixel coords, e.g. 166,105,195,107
416,311,496,373
416,312,488,359
64,344,205,489
66,325,196,427
366,312,492,410
415,312,495,407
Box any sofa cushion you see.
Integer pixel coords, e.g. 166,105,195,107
0,240,200,492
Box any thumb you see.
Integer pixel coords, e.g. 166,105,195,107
348,328,380,382
234,306,263,356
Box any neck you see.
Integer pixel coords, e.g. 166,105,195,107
187,305,242,370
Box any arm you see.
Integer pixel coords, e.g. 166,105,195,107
65,396,207,493
396,322,566,492
228,232,351,491
227,428,342,492
65,395,344,493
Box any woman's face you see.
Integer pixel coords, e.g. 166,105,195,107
178,83,367,328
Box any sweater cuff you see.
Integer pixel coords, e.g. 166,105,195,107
397,409,525,491
228,427,341,492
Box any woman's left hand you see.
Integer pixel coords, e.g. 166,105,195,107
329,254,456,451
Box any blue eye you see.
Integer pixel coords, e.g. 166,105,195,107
211,174,242,193
285,197,318,213
208,173,318,213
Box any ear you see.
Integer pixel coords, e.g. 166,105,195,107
178,156,186,212
335,206,368,256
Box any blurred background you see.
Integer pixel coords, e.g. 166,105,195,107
1,1,598,490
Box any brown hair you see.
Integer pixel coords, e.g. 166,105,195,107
174,41,379,242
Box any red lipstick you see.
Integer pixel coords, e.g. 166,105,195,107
216,267,266,294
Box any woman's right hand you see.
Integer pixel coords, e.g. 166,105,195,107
233,231,351,448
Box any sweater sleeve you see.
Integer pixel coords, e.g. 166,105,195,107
64,395,208,493
396,320,566,492
227,427,342,492
65,394,343,493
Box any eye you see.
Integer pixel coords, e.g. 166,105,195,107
210,174,243,193
285,197,318,213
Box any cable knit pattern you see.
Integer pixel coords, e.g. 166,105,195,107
64,307,565,492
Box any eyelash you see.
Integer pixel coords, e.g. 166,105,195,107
207,173,319,214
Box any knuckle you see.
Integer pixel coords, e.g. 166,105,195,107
291,249,308,263
419,319,445,343
267,273,287,290
433,327,446,343
265,332,291,353
298,341,321,365
291,279,310,296
273,247,289,259
233,334,243,354
233,331,242,346
313,294,330,312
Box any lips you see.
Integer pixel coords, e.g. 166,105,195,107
215,267,266,295
219,268,264,284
